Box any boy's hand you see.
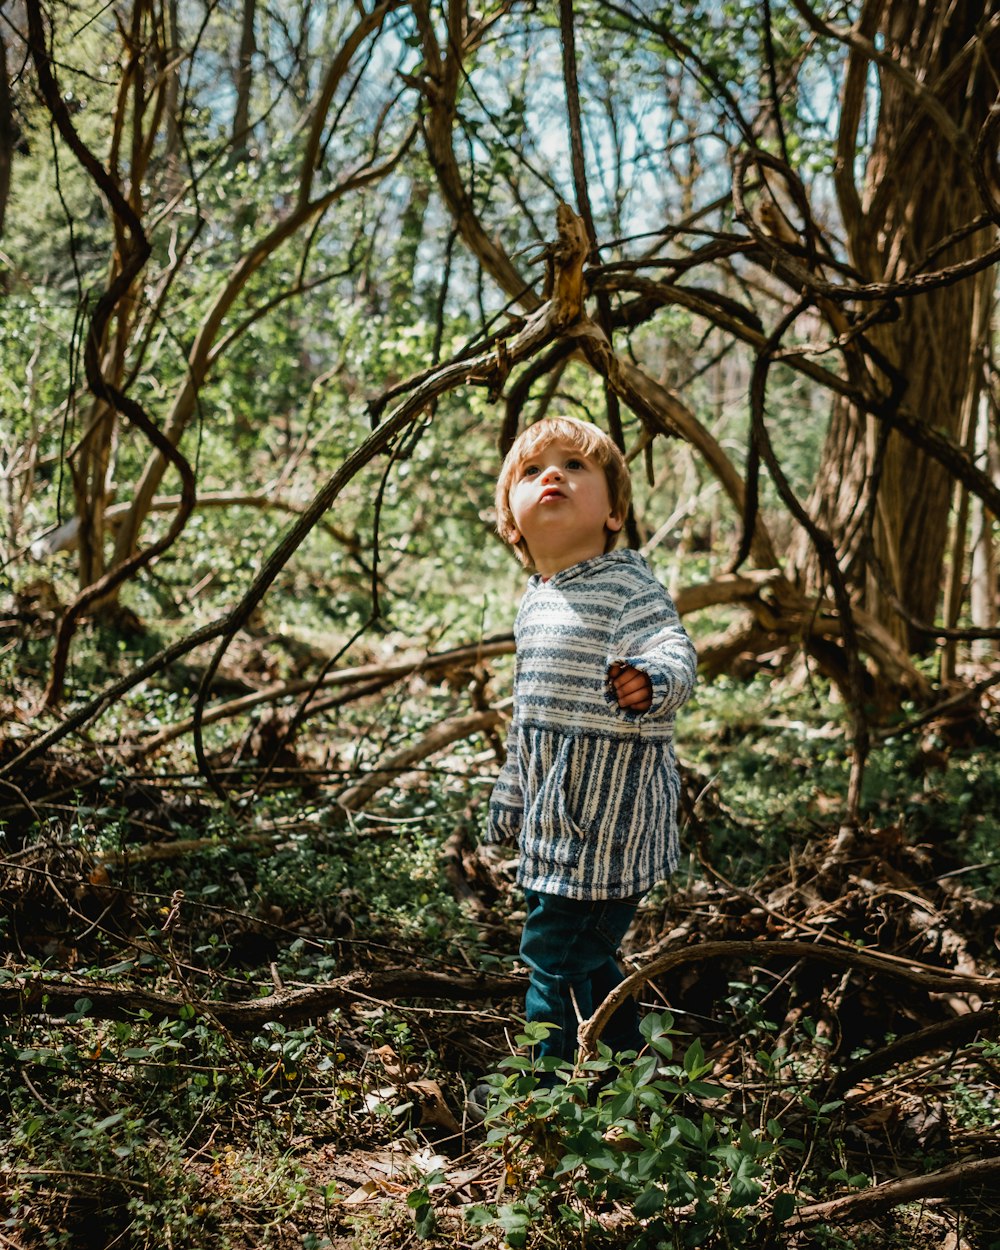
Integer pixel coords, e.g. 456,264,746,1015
608,662,653,712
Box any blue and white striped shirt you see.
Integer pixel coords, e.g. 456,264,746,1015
485,549,697,900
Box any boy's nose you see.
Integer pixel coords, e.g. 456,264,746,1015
540,464,563,482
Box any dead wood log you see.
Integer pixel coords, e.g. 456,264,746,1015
577,938,999,1059
1,967,523,1029
671,569,787,615
335,709,502,812
786,1155,1000,1228
30,492,363,560
441,827,490,916
134,638,514,756
673,568,929,699
828,1004,1000,1097
92,831,283,867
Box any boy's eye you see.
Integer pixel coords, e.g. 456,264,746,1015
523,464,540,476
565,458,585,470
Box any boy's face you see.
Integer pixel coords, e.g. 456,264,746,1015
508,437,622,577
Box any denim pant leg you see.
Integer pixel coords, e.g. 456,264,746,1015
519,890,641,1063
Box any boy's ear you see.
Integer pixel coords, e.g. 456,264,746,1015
606,514,623,533
510,527,522,544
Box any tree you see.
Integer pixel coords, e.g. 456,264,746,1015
10,0,416,701
3,0,998,793
795,0,1000,651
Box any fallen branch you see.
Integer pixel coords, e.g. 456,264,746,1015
441,826,492,917
786,1155,1000,1228
2,967,524,1029
827,1004,1000,1097
336,708,502,811
578,939,998,1058
91,831,283,866
134,637,513,756
29,492,363,561
673,569,929,698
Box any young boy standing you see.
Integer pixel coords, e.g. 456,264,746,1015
482,416,697,1066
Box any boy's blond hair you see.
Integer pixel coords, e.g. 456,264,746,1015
495,417,632,567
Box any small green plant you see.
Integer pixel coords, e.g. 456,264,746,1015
465,1013,797,1249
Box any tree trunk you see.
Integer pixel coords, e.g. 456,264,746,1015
970,390,999,662
70,5,150,595
231,0,257,160
163,0,181,189
0,23,11,253
798,0,999,653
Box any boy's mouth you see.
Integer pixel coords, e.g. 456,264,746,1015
540,487,565,501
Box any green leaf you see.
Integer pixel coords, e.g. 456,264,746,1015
552,1153,583,1176
91,1112,125,1134
686,1080,727,1099
641,1017,675,1059
632,1054,658,1086
497,1204,531,1250
410,1200,435,1239
633,1183,666,1218
674,1115,702,1146
682,1037,707,1077
728,1154,764,1206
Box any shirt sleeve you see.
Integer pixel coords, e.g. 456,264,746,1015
605,575,697,722
484,717,523,843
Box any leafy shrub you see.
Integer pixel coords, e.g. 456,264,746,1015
466,1013,797,1249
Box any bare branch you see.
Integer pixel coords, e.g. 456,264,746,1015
1,967,524,1029
190,203,591,800
788,1156,1000,1229
578,938,999,1059
336,708,502,812
24,0,196,706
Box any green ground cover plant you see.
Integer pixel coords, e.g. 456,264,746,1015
3,657,998,1249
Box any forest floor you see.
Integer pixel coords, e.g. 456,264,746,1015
2,635,999,1250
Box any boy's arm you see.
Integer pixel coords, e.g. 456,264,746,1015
483,718,523,844
605,581,697,721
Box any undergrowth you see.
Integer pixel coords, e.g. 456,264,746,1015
2,667,999,1248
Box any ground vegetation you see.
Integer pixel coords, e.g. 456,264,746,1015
1,0,999,1246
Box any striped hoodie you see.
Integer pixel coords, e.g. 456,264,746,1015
485,548,697,900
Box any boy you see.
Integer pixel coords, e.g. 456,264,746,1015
482,416,697,1067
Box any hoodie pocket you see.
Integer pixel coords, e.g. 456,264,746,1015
528,735,589,867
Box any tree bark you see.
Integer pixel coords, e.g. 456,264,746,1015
0,22,12,257
969,391,999,660
231,0,257,159
799,0,1000,651
787,1157,1000,1228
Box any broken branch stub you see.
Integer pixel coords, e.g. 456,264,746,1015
551,202,590,328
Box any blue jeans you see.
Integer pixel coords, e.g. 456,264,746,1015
519,890,642,1064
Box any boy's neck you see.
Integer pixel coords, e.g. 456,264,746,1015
531,537,609,579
